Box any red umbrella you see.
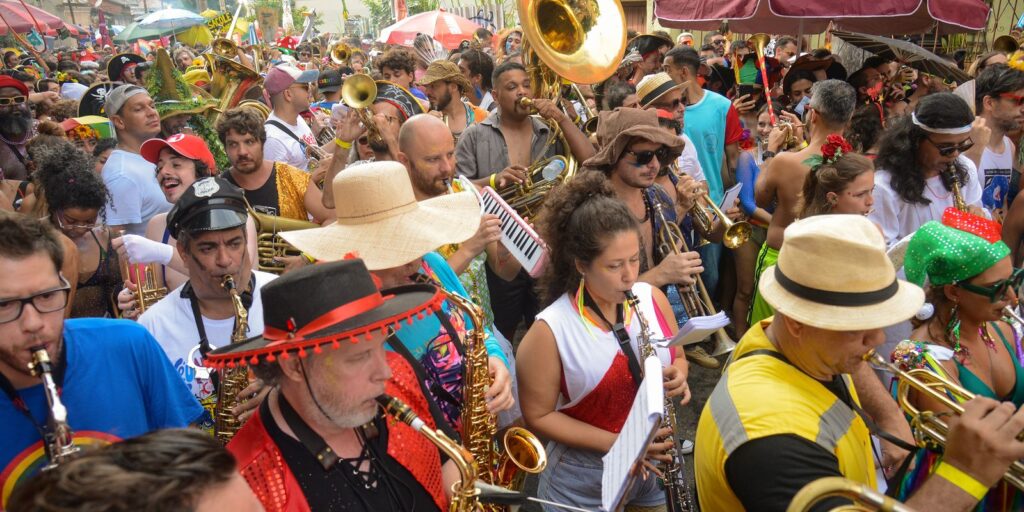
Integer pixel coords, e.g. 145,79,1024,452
654,0,989,35
377,9,480,50
0,0,65,35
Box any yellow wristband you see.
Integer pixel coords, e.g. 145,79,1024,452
301,253,316,264
334,138,352,150
934,462,988,500
489,173,498,189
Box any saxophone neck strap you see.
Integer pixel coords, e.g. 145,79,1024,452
185,274,257,357
0,341,67,447
581,287,642,385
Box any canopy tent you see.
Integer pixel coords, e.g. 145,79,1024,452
654,0,990,35
377,9,480,49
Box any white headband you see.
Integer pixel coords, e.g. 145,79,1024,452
911,112,972,135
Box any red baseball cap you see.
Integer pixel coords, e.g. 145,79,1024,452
0,75,29,97
140,133,217,173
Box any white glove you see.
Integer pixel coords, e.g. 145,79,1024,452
121,234,173,265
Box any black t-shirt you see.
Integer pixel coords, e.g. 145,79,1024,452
225,167,280,216
262,404,441,512
723,374,860,512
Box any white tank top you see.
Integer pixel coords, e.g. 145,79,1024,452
977,136,1016,214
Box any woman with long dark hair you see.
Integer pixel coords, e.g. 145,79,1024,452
868,92,982,246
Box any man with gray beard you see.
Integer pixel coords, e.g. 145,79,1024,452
0,76,35,181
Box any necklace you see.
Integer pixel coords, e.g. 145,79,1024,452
638,190,652,223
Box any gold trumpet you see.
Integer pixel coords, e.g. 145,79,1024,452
341,74,383,147
330,43,351,65
994,35,1020,54
118,258,167,315
787,477,914,512
864,348,1024,490
692,192,752,249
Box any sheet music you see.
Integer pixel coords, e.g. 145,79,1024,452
715,183,743,219
601,356,664,512
660,311,731,348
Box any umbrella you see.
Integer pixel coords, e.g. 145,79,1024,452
0,0,64,35
377,9,479,50
137,8,205,31
654,0,989,35
832,30,970,84
177,24,213,46
113,21,167,43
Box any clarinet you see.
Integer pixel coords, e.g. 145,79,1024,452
28,346,80,469
625,291,696,512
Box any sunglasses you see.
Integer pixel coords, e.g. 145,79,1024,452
711,39,726,46
926,137,974,157
1000,93,1024,107
655,98,683,109
625,148,671,166
957,268,1024,303
0,95,26,106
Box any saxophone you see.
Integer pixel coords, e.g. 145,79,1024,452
28,346,80,469
624,290,696,512
945,162,969,212
214,274,251,443
437,288,547,497
377,394,480,512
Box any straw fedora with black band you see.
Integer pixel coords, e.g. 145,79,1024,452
757,215,924,331
281,161,480,270
203,258,444,369
636,72,685,108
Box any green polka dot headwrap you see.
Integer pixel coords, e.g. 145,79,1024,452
904,208,1010,287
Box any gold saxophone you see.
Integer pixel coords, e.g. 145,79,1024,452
437,288,547,496
377,394,480,512
29,346,80,469
787,476,913,512
944,162,969,212
214,274,251,444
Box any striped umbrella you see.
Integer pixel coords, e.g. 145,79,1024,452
832,30,970,84
0,0,64,35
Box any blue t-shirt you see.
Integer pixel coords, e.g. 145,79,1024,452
0,318,204,505
683,90,733,203
387,252,507,427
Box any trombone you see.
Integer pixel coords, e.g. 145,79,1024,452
787,477,914,512
341,74,383,147
864,346,1024,490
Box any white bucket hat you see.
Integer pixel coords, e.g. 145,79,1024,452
282,161,480,270
758,214,924,331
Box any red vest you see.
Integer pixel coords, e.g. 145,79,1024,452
228,352,448,512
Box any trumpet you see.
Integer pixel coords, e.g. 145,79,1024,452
864,348,1024,490
341,74,384,147
330,43,351,65
691,192,751,249
787,477,913,512
119,258,167,315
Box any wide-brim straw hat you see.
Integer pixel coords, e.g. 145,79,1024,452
758,214,924,331
282,161,480,270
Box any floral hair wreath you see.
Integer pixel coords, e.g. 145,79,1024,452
802,134,854,169
1010,51,1024,73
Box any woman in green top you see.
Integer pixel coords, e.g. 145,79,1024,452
893,207,1024,509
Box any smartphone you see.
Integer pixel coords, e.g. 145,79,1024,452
737,84,758,99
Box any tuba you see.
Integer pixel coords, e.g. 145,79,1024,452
377,394,481,512
438,288,547,493
207,39,263,113
213,274,251,443
250,209,319,274
341,73,384,147
787,477,913,512
29,346,80,469
495,154,570,218
625,290,696,511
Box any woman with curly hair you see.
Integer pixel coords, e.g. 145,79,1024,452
35,140,121,317
517,171,691,511
868,92,982,246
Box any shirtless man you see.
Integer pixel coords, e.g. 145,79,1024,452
752,79,857,325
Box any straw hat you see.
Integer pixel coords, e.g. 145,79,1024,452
281,161,480,270
758,215,924,330
635,72,683,108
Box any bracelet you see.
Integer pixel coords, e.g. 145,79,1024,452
301,253,316,264
334,138,352,150
489,173,498,189
934,461,988,500
799,140,809,149
762,150,777,159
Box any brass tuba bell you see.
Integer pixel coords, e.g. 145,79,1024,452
211,38,238,59
516,0,627,85
331,43,352,65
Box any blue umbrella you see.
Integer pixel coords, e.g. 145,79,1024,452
137,8,204,31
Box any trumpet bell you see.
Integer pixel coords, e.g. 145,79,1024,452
342,74,377,109
331,43,351,65
516,0,626,84
724,221,753,249
994,35,1020,54
747,33,772,52
211,38,237,58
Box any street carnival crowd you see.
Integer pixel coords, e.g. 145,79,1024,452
5,9,1024,512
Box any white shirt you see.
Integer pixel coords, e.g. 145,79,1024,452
977,136,1016,216
102,149,170,236
869,155,983,246
480,91,495,111
678,133,705,182
263,112,316,171
137,270,276,401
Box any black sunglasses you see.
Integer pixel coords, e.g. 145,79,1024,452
625,148,671,166
957,268,1024,303
926,137,974,157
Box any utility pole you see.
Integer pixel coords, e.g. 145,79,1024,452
67,0,77,24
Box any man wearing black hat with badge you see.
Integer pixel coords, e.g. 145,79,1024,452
138,177,276,427
205,258,457,511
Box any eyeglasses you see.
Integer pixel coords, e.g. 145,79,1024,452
1000,93,1024,107
711,39,726,46
0,95,26,106
0,277,71,324
925,137,975,157
625,148,671,166
655,98,683,109
55,210,98,231
957,268,1024,303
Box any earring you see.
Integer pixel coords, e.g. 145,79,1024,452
946,302,967,363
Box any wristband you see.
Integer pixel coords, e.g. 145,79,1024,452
799,140,809,149
489,173,498,189
334,138,352,150
301,252,316,264
934,461,988,500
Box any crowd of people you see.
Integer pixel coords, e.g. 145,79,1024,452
3,20,1024,512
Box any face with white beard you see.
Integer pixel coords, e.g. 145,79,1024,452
300,331,393,429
